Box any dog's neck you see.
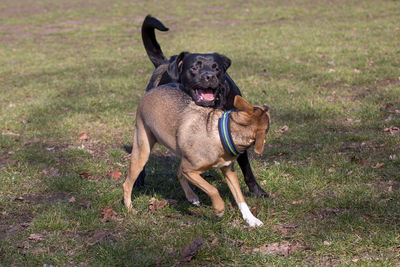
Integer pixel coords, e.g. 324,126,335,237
226,112,257,153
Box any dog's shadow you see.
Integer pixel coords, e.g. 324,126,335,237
123,145,232,215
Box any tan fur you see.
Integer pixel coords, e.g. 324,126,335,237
123,85,270,225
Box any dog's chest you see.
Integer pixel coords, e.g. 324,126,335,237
214,160,233,169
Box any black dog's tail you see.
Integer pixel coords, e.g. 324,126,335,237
141,15,169,68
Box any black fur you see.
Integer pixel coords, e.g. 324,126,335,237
136,15,268,197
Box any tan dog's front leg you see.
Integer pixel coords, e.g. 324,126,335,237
221,164,263,227
179,165,225,216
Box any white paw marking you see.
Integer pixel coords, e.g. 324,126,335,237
238,202,263,227
216,161,232,168
216,210,225,217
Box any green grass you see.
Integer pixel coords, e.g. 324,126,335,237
1,0,399,266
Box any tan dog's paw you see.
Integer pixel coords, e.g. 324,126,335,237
216,210,225,217
125,202,132,210
188,198,200,206
238,202,263,227
245,216,263,227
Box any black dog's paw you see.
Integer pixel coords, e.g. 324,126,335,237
249,185,269,198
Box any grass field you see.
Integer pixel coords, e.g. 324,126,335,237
1,0,399,266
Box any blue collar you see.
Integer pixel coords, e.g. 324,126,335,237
218,110,243,156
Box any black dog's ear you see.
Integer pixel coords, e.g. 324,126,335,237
215,53,231,72
167,52,190,81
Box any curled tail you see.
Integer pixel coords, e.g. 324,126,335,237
141,15,169,68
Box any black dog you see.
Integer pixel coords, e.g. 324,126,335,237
136,15,268,197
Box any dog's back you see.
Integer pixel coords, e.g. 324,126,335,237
138,84,207,155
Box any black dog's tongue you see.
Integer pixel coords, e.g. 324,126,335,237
196,89,215,101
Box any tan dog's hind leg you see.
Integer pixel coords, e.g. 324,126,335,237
221,164,263,227
177,168,200,206
179,164,225,216
123,121,155,210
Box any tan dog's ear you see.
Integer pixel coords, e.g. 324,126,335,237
262,105,269,112
234,96,253,114
254,130,266,154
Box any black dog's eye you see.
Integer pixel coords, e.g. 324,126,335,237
212,63,220,72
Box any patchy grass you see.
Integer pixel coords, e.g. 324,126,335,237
1,0,399,266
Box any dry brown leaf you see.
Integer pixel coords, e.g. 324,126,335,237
89,229,117,245
149,197,167,211
251,202,259,217
276,223,298,236
14,196,24,201
101,206,118,222
268,208,276,217
351,156,366,165
2,131,20,137
79,172,93,179
79,200,92,208
108,169,122,180
211,237,219,246
28,233,44,241
275,125,289,134
179,237,205,263
371,163,384,169
253,241,299,256
383,126,400,134
42,168,60,177
68,196,76,203
291,200,304,205
77,133,90,140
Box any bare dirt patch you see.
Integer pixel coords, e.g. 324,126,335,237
0,210,34,239
0,153,16,166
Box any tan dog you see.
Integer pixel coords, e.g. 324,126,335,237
123,84,270,227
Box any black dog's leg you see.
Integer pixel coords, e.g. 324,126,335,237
133,169,145,188
237,151,269,198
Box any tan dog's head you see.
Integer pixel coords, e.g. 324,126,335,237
233,96,270,154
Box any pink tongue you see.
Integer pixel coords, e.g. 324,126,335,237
202,91,214,101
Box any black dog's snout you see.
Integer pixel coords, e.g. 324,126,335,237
202,72,217,82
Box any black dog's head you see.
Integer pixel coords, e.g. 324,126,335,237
167,52,231,107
